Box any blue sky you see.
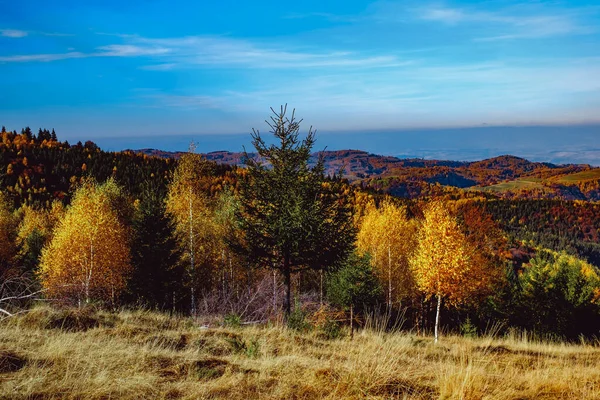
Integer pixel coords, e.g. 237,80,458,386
1,0,599,161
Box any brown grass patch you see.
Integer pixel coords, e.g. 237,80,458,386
2,306,600,399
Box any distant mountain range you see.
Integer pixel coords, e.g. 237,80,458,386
135,148,600,201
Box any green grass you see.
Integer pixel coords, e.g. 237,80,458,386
477,178,547,193
551,169,600,184
2,306,600,399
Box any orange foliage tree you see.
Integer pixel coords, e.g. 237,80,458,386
39,179,131,305
410,201,500,342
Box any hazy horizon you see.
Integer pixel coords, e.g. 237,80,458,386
86,124,600,166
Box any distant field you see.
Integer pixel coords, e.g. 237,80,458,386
551,169,600,184
477,178,547,193
2,307,600,399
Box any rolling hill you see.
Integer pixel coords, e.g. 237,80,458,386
136,149,600,201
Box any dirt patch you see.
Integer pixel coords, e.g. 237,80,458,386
147,355,235,382
51,309,116,332
372,378,438,399
475,345,557,358
0,350,27,373
19,307,117,332
190,358,230,380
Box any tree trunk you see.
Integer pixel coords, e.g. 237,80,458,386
86,243,94,304
188,187,196,317
388,245,392,310
434,294,442,343
350,303,354,339
283,257,291,317
319,270,323,307
222,249,226,297
191,286,196,318
273,268,277,313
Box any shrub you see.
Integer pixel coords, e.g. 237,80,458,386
287,301,312,332
223,313,242,328
460,317,478,338
319,318,342,340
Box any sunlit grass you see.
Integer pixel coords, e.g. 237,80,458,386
1,306,600,399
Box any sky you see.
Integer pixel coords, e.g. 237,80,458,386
1,0,599,162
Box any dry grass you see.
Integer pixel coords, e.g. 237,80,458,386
1,306,600,399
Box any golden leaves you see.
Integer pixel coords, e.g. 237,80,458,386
357,200,418,303
410,201,498,306
0,192,16,267
39,180,131,303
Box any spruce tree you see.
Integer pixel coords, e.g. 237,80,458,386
236,106,355,316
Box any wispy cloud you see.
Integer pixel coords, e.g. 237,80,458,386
0,29,73,38
128,35,408,69
0,52,85,62
0,33,411,69
137,91,227,110
0,29,28,38
96,44,171,57
416,3,596,40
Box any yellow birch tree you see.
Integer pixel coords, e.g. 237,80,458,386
166,145,220,315
39,179,131,305
0,192,16,273
357,200,418,308
410,201,497,342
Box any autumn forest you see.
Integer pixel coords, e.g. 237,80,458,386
1,109,600,346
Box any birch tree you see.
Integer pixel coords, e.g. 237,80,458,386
410,201,497,343
39,179,131,304
357,200,418,308
0,192,16,274
166,144,220,315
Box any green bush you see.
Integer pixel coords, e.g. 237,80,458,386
460,317,478,338
225,336,260,358
223,313,242,328
319,318,342,340
287,301,312,332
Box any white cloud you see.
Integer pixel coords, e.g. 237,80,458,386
0,29,28,38
0,34,410,69
420,7,465,24
0,52,85,62
96,44,171,57
126,35,409,69
416,4,595,40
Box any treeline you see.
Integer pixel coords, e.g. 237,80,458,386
480,199,600,266
1,116,600,341
0,126,238,208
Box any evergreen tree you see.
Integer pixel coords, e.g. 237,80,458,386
236,106,355,316
127,187,183,311
327,251,383,336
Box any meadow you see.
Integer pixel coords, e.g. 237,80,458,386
2,306,600,400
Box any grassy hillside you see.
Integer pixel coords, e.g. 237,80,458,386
477,178,547,193
2,307,600,399
551,169,600,184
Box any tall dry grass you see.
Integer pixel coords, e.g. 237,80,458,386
1,306,600,399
